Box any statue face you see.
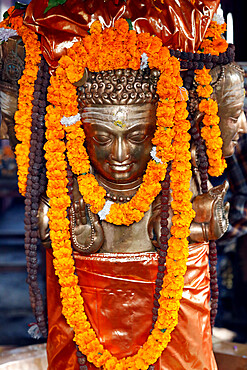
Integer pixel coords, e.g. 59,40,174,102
219,98,246,158
82,104,157,183
216,70,246,158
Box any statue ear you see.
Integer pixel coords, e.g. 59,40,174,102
188,92,204,132
72,67,89,87
194,110,205,132
210,65,222,87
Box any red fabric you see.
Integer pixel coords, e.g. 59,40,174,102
24,0,220,69
46,242,217,369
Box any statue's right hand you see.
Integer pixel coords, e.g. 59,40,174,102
69,198,104,254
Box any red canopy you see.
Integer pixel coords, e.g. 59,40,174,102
24,0,220,69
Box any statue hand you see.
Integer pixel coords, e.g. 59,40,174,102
148,194,165,249
148,208,161,249
69,198,104,254
191,181,230,242
38,194,51,248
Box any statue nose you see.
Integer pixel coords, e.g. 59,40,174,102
111,137,130,163
238,111,247,135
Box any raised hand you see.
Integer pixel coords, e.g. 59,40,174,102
69,198,104,254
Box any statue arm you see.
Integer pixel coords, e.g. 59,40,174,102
37,191,104,253
148,181,230,247
37,195,51,248
190,181,230,243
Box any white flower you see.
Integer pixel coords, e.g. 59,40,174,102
140,52,148,70
0,27,18,43
178,86,188,101
212,13,225,25
98,200,114,220
150,146,163,164
28,323,41,339
60,113,81,127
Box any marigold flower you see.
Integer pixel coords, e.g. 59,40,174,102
90,20,102,34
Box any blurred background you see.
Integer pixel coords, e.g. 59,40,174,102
0,0,46,350
0,0,247,356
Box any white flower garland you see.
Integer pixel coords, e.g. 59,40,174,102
98,200,114,220
0,27,18,43
61,113,81,126
140,52,148,70
150,146,164,164
212,13,225,25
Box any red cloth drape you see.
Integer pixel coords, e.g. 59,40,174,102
46,242,217,369
24,0,220,69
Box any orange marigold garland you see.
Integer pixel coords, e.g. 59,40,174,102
195,68,227,176
194,16,228,177
0,9,42,196
199,17,228,56
43,19,195,369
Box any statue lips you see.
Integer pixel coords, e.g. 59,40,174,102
232,137,239,146
108,161,134,172
231,129,242,149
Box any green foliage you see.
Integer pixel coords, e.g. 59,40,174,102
126,18,133,30
15,2,28,9
3,11,9,19
3,1,27,20
44,0,67,14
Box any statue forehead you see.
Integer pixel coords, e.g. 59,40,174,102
81,104,157,129
217,81,245,112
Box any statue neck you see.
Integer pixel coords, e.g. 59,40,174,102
95,173,142,202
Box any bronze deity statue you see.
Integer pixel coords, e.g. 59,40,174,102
41,61,245,370
1,57,245,252
36,63,246,255
211,63,247,157
0,2,246,367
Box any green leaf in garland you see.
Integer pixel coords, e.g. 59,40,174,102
160,328,167,333
15,2,28,10
3,11,9,20
44,0,67,14
126,18,133,30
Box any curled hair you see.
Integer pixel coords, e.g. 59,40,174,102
77,68,160,110
210,63,245,116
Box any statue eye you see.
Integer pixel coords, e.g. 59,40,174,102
128,132,147,143
93,134,112,144
229,117,238,122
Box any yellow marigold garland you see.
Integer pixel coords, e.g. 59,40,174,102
43,19,195,369
194,17,228,177
199,20,228,55
0,9,42,196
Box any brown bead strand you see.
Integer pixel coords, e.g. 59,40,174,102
190,117,209,192
170,44,235,71
208,241,219,328
24,56,49,338
67,164,74,202
189,115,219,329
67,170,89,369
76,345,88,370
148,163,171,369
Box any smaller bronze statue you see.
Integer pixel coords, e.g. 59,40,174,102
211,63,247,158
